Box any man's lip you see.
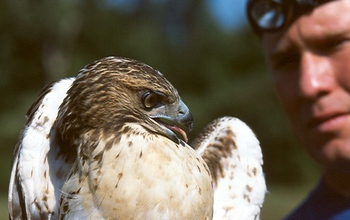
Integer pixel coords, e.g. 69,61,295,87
307,112,349,131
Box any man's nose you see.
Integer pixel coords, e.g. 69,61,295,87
299,52,335,99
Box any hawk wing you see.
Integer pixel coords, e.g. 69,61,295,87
8,78,75,219
192,117,266,220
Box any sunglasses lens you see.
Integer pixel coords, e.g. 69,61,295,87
250,0,285,31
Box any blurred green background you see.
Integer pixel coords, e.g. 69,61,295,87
0,0,321,219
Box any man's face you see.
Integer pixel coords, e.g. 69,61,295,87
262,0,350,171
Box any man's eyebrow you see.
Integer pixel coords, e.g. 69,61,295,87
304,31,350,49
269,41,298,62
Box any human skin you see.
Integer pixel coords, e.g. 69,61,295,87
261,0,350,195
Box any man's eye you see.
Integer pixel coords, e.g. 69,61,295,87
322,38,350,53
271,53,300,71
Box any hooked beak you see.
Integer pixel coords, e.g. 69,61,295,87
151,100,193,143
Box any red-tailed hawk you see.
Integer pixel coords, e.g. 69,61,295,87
8,57,265,220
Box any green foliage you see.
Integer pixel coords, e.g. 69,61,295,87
0,0,319,216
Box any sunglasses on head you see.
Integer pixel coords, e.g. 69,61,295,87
246,0,333,35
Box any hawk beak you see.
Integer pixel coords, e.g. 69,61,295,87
152,100,193,143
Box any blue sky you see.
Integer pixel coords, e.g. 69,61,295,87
207,0,248,30
108,0,248,31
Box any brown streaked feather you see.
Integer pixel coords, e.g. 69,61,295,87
192,117,266,220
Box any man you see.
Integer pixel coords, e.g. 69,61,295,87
247,0,350,219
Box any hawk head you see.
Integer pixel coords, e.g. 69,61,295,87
55,57,193,155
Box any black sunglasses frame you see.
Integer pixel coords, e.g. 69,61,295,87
247,0,333,35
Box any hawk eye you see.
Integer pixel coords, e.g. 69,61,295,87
142,91,160,109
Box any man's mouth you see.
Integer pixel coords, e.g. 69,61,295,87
307,112,349,132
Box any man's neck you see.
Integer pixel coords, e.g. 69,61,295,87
325,171,350,197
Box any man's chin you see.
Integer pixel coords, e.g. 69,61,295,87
320,151,350,175
303,133,350,164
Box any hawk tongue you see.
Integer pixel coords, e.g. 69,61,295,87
163,123,188,143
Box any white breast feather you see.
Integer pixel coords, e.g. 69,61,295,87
60,123,213,219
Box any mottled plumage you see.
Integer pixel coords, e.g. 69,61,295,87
192,117,266,219
9,56,265,220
